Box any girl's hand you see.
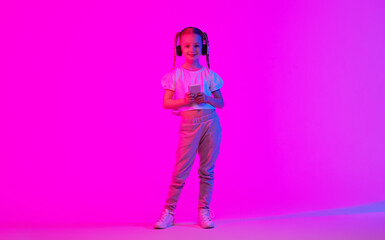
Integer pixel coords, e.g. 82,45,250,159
194,92,208,103
184,92,195,105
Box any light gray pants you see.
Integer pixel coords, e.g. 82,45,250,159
164,111,222,212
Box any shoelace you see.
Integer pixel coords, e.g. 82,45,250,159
200,209,215,222
209,209,215,219
158,209,173,222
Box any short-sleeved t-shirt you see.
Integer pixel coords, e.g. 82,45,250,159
161,66,223,116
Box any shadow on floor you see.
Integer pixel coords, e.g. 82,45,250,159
215,200,385,225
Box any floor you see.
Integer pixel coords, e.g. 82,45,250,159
1,202,384,240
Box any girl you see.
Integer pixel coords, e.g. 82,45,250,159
154,27,224,229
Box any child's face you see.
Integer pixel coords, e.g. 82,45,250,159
180,33,203,60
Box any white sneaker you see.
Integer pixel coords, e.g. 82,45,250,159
198,208,215,229
154,208,175,229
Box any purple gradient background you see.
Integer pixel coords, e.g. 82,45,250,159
1,0,384,225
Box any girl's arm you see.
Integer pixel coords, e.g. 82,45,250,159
163,89,195,110
195,90,224,109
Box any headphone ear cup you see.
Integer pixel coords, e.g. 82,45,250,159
176,45,182,56
202,44,207,55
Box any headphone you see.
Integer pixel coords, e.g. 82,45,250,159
175,27,209,56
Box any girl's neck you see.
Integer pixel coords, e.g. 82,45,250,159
182,60,203,70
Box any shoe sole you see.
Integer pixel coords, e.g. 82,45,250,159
198,222,215,229
154,220,175,229
200,225,215,229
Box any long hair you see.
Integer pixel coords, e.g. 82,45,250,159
172,27,210,70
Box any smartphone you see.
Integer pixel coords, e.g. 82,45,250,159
189,84,201,95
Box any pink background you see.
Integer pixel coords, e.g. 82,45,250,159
1,0,384,225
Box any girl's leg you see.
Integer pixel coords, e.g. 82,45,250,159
164,122,202,212
197,115,222,210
